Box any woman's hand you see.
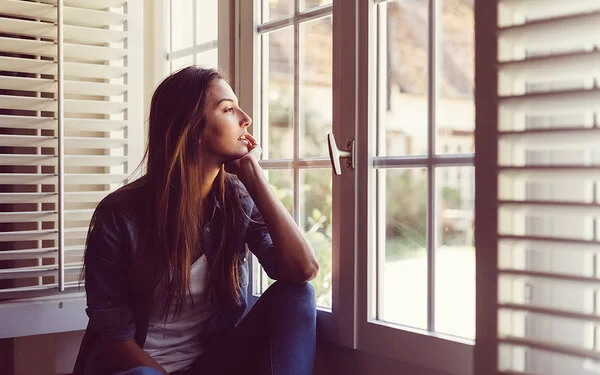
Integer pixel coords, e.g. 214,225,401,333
225,133,262,178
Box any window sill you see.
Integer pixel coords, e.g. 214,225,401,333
0,293,88,339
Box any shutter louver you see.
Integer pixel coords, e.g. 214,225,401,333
0,0,140,302
496,1,600,373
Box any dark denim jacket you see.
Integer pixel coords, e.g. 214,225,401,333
73,181,280,375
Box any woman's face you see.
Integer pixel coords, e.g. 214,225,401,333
199,79,252,165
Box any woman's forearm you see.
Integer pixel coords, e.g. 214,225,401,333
238,158,319,283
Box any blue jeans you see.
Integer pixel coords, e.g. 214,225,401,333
115,281,317,375
113,367,162,375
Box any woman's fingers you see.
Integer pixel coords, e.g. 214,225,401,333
246,133,258,147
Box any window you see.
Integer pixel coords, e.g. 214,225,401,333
475,1,600,374
239,0,474,372
247,0,334,310
0,0,144,338
166,0,219,73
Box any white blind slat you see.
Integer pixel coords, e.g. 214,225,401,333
0,155,127,167
64,191,109,202
0,115,56,130
0,193,57,204
499,337,600,361
42,0,127,10
499,0,600,26
0,248,58,261
0,230,57,242
0,57,127,79
0,17,126,44
0,1,55,21
0,134,57,148
65,81,127,97
0,135,126,149
499,89,600,112
499,303,600,324
64,136,127,149
0,37,126,62
0,1,126,27
499,128,600,147
499,50,600,78
0,94,56,111
0,211,57,223
0,264,82,280
65,99,127,114
498,12,600,50
0,116,127,132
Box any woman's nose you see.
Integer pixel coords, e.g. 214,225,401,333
241,111,252,128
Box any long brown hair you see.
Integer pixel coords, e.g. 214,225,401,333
132,67,245,318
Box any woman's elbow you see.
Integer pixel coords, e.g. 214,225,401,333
294,259,319,283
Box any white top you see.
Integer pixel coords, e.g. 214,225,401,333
143,255,217,373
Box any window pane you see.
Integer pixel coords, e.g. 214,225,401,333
266,169,294,216
253,169,294,295
300,17,332,158
377,0,429,156
436,0,474,155
262,27,294,160
300,168,332,309
435,166,475,339
262,0,294,23
196,0,218,44
377,168,427,329
170,55,194,73
300,0,331,12
196,49,218,69
171,0,194,52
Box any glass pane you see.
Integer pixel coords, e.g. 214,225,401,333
196,0,218,44
262,27,294,160
377,168,427,329
299,17,333,158
300,0,332,12
196,49,218,69
300,168,332,309
171,0,194,52
266,169,294,216
436,0,474,155
377,0,429,156
170,55,194,73
262,0,294,23
253,169,294,295
435,166,475,339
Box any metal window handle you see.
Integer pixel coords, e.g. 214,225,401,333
327,133,355,175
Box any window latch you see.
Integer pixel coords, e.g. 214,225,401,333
327,133,355,175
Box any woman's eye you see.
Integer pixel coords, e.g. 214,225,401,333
224,107,234,113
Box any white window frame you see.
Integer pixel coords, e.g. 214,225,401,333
355,1,473,374
237,1,475,373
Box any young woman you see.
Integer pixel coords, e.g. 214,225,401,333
73,67,320,375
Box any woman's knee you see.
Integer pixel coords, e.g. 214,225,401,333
271,281,316,315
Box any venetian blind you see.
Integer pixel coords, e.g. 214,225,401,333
0,0,143,301
496,0,600,373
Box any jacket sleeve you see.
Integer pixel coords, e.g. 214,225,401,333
83,205,136,341
244,200,281,280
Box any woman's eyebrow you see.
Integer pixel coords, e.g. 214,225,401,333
216,98,235,106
